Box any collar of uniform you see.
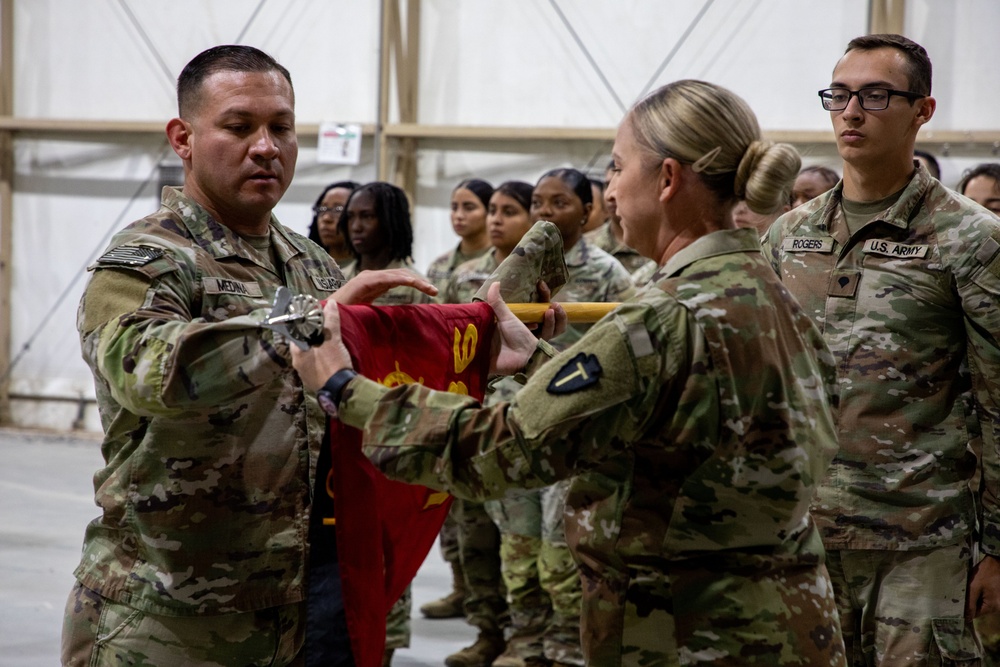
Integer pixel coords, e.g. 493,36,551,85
796,166,930,236
161,186,306,264
563,236,591,268
875,164,932,229
604,224,639,256
269,219,310,264
661,227,761,278
595,222,615,250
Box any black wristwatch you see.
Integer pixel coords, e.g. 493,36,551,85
316,369,359,418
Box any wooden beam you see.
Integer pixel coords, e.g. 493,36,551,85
404,0,420,125
376,0,396,182
869,0,906,35
0,117,371,140
0,117,996,150
395,0,420,200
0,0,13,423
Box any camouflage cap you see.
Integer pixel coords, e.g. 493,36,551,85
473,220,568,303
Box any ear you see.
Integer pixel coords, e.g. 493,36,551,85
166,117,193,161
913,95,936,129
657,158,681,204
581,201,593,224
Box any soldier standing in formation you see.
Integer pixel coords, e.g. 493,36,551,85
764,34,998,664
429,183,535,667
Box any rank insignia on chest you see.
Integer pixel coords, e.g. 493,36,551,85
828,270,860,298
96,245,165,266
547,352,602,394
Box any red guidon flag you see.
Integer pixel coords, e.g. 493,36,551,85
322,301,496,667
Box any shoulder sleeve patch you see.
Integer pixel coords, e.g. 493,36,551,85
547,352,602,394
95,245,165,267
975,236,1000,268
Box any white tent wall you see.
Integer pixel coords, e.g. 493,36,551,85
2,0,999,431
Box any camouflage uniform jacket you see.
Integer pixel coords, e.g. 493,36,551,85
343,258,433,306
75,187,343,615
340,228,845,665
762,166,1000,554
584,222,655,276
427,242,490,294
553,236,635,350
440,250,499,305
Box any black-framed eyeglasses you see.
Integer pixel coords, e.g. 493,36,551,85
818,87,925,111
312,205,345,216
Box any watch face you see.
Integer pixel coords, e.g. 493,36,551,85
317,390,338,417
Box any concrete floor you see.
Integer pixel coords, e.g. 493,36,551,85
0,428,474,667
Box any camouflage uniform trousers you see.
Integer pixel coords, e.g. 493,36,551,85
62,581,305,666
976,611,1000,666
453,497,509,635
439,507,461,565
826,544,982,665
486,479,584,666
386,585,411,651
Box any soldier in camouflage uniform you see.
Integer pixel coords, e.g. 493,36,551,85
440,181,540,667
480,168,634,667
340,181,434,308
293,79,847,666
762,35,993,665
423,179,495,628
61,46,434,667
426,179,494,295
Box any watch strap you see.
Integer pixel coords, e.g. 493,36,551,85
316,368,359,417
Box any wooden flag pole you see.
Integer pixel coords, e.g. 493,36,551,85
507,302,619,324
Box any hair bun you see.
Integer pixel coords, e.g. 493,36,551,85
737,141,801,215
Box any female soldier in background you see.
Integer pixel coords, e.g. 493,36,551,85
308,180,359,268
427,179,494,294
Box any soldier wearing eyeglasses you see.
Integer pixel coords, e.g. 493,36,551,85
763,34,997,664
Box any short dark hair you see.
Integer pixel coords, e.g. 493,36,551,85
177,45,293,117
537,168,593,208
338,182,414,262
307,180,360,245
845,34,931,96
957,163,1000,196
913,149,941,179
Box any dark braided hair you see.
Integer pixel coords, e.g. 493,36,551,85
338,182,414,262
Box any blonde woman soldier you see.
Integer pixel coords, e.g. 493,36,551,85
294,80,846,666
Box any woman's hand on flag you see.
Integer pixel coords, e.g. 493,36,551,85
488,282,566,374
